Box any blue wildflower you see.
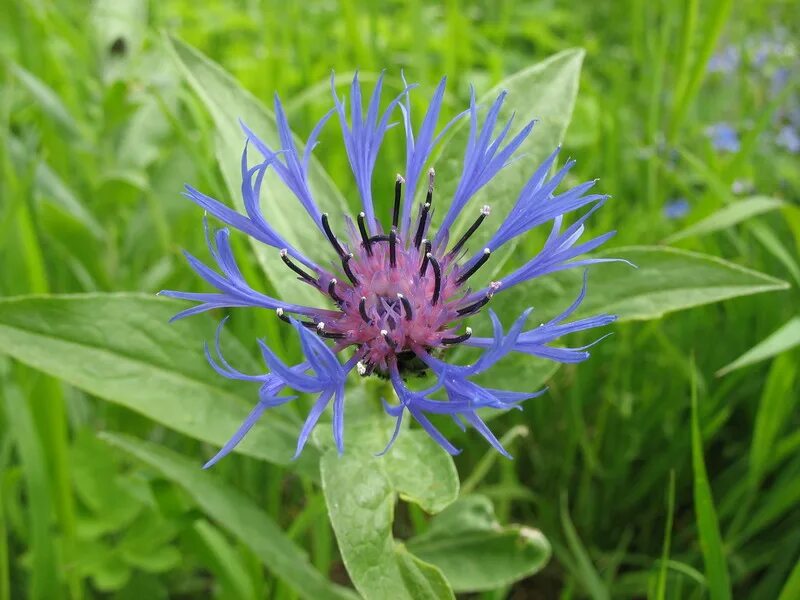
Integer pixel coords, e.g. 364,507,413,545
163,73,618,462
776,124,800,153
663,198,690,220
705,122,740,153
707,45,740,74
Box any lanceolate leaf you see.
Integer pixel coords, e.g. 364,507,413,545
664,196,786,243
101,433,357,600
0,294,313,470
430,49,585,271
716,316,800,376
495,246,788,323
166,35,349,307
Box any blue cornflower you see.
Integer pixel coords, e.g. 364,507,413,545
776,124,800,154
707,45,740,75
163,73,618,463
705,122,741,153
663,198,690,220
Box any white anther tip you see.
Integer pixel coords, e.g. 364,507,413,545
380,329,389,336
356,361,367,376
397,293,404,299
483,247,491,254
426,252,433,259
279,248,288,257
396,173,405,183
276,308,284,316
359,211,366,217
316,322,325,331
481,205,491,216
466,327,473,334
330,278,337,285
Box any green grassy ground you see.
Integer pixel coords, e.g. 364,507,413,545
1,0,799,598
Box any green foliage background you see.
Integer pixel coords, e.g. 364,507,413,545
1,0,799,598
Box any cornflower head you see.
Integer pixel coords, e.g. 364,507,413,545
162,73,619,465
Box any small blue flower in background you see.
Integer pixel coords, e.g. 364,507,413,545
776,125,800,153
707,45,740,74
663,198,690,220
163,74,619,463
705,122,741,153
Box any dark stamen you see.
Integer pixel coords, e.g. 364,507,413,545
397,293,413,320
358,296,371,323
357,212,372,256
342,253,358,285
321,213,346,258
276,307,316,328
280,249,316,284
427,253,442,305
419,239,431,275
389,229,397,267
449,205,490,256
392,175,403,229
414,202,431,248
456,248,491,285
316,322,346,340
456,292,493,316
381,329,397,349
442,327,472,345
425,168,435,205
328,278,342,304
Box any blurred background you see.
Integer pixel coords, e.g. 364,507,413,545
1,0,799,598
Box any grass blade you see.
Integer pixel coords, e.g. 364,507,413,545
690,363,732,600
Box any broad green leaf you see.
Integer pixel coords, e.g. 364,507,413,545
320,407,458,600
716,316,800,376
407,495,550,592
165,35,348,308
690,369,732,600
0,294,313,469
102,432,357,600
495,246,789,323
664,196,785,243
430,49,584,271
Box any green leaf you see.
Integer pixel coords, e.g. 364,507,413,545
664,196,786,243
431,49,584,270
690,367,732,600
165,35,348,307
7,136,104,239
101,432,357,600
498,246,788,323
190,520,258,600
778,557,800,600
8,63,81,137
320,406,458,600
1,382,60,600
0,294,312,469
716,316,800,376
407,495,550,592
560,495,609,600
749,354,797,487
